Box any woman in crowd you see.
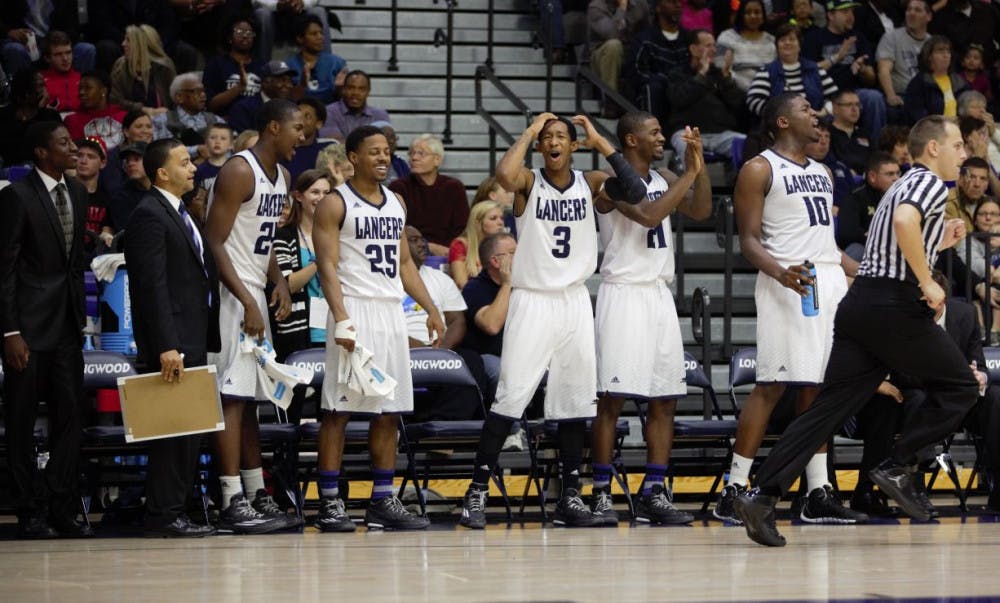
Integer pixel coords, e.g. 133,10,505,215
449,200,506,289
958,199,1000,343
110,25,176,116
715,0,776,92
903,35,969,124
315,143,353,187
100,109,156,194
471,175,516,235
745,23,837,117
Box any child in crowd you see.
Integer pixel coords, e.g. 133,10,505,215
961,45,993,102
194,123,233,193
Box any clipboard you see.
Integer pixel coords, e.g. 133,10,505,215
117,365,225,443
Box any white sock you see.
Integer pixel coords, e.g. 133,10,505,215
806,454,831,492
220,476,243,509
728,453,753,487
241,467,265,500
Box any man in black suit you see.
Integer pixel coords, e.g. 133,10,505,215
0,121,92,539
124,138,219,537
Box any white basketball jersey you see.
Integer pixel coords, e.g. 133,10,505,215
598,170,675,283
758,149,841,265
513,169,598,290
209,149,287,289
336,182,406,301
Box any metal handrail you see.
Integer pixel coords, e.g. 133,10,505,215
387,0,399,71
475,65,533,172
717,196,735,361
574,66,639,170
691,287,713,419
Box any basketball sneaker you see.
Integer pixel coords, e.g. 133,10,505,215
459,488,488,529
316,496,356,533
712,483,747,524
553,488,603,527
635,484,694,525
217,493,290,534
251,489,303,529
590,488,619,526
734,488,786,547
800,485,869,524
869,459,931,521
365,496,431,530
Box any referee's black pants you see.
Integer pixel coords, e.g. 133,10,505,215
756,277,980,495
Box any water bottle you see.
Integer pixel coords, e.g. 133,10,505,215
801,260,819,317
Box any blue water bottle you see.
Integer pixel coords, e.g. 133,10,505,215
801,260,818,317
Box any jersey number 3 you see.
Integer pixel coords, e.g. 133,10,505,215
803,196,831,227
551,226,571,258
365,244,398,277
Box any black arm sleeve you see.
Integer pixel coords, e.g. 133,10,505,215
604,152,646,205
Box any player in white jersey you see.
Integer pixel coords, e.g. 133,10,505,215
311,125,445,531
712,93,864,526
589,112,712,526
204,99,302,534
459,112,648,529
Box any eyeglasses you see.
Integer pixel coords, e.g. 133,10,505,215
835,102,861,108
408,149,434,159
979,211,1000,218
233,28,256,36
181,87,204,94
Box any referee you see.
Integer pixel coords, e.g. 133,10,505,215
735,115,981,547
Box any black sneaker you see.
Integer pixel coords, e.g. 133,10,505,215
850,489,899,518
800,485,869,524
635,484,694,525
913,481,939,520
713,483,747,524
251,489,303,529
734,488,786,547
552,488,603,527
869,459,931,521
316,497,356,533
459,488,488,530
365,496,430,530
217,494,290,534
590,488,619,526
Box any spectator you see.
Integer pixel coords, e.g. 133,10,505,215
41,31,81,112
110,25,176,116
903,35,969,124
315,141,353,186
74,136,115,258
449,201,506,290
233,128,259,153
374,121,410,181
253,0,332,65
958,91,1000,177
666,30,746,170
389,134,470,256
853,0,903,45
166,72,224,160
538,0,589,64
100,109,155,197
587,0,651,117
472,175,516,235
877,123,912,170
194,123,234,194
623,0,690,128
108,141,150,230
284,96,331,182
0,69,61,167
959,44,991,102
788,0,820,35
0,0,95,76
948,157,992,234
836,151,900,259
227,60,296,134
680,0,713,32
287,13,347,105
203,16,264,116
805,120,852,209
715,0,775,92
875,0,932,122
746,23,838,117
803,0,886,144
958,198,1000,322
829,89,873,174
64,70,127,148
961,116,1000,195
318,70,390,142
404,226,467,348
170,0,249,72
929,0,996,66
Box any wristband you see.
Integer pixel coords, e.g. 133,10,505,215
334,318,357,341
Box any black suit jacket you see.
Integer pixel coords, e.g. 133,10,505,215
124,188,219,371
0,170,87,350
894,298,984,389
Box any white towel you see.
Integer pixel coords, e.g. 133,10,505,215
90,253,126,282
240,335,315,410
337,345,397,398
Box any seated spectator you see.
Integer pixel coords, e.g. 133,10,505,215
667,30,746,169
234,128,260,153
853,0,902,46
318,70,390,142
788,0,822,37
961,116,1000,195
959,44,992,102
73,136,115,258
99,109,155,196
746,23,837,117
203,16,265,116
876,123,912,171
680,0,712,32
0,68,61,167
0,1,95,76
166,72,224,160
835,151,900,259
903,35,969,124
587,0,652,117
107,140,149,230
929,0,996,66
949,157,993,237
315,141,353,187
829,89,873,174
169,0,248,72
374,121,410,181
253,0,332,65
623,0,690,128
875,0,932,122
86,0,184,74
110,25,176,117
959,199,1000,336
715,0,775,92
537,0,589,64
450,201,506,290
227,60,296,134
194,123,234,193
472,176,516,236
287,13,347,105
389,134,470,256
41,31,81,112
958,91,1000,177
64,70,127,148
803,0,885,142
805,120,852,208
404,226,467,348
285,96,332,182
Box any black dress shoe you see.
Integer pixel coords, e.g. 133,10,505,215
850,490,899,518
734,489,786,547
50,517,95,538
869,459,930,521
17,517,58,540
145,516,216,538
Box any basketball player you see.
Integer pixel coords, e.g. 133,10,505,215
713,93,865,526
459,112,647,529
205,99,303,533
311,125,445,531
589,112,712,525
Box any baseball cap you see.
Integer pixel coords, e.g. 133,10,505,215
76,136,107,160
261,60,298,78
118,141,148,158
826,0,860,10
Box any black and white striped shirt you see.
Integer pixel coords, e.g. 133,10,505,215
857,164,949,282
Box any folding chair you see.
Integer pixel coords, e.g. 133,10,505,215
727,347,757,418
959,346,1000,500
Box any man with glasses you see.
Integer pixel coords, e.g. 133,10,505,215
829,89,873,175
166,72,224,160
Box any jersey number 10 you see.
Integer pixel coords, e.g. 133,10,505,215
803,196,831,227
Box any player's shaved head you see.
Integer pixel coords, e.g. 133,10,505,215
617,111,657,147
761,92,801,138
539,116,577,141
